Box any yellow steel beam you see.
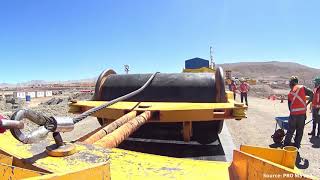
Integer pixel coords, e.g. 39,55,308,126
69,100,246,122
183,67,215,73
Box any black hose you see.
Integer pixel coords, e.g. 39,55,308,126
72,72,159,124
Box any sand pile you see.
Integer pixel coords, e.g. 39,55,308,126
248,84,275,98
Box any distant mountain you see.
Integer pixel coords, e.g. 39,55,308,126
0,83,15,88
219,61,320,81
2,61,319,88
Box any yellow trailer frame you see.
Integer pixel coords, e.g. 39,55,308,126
69,94,246,122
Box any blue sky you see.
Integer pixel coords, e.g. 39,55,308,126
0,0,319,83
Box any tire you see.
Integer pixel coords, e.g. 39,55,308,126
192,120,224,144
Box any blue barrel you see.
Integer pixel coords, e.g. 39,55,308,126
26,95,31,102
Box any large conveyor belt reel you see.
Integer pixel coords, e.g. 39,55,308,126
90,67,231,144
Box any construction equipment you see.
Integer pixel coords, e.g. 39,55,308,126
70,66,246,144
0,61,315,179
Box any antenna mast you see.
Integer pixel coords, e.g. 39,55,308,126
124,65,129,74
210,46,215,69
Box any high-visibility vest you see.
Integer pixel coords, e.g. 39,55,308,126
312,87,320,108
240,83,249,93
288,85,307,115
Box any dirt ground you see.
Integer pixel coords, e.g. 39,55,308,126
226,95,320,178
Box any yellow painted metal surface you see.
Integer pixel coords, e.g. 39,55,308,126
0,132,110,174
109,146,314,179
240,145,298,170
69,100,246,121
71,101,235,111
230,149,314,180
25,163,110,180
110,148,231,180
183,67,215,73
0,163,45,179
0,153,13,165
0,130,315,179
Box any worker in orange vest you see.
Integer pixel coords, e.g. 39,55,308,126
284,76,313,149
239,78,250,106
308,77,320,137
230,80,237,100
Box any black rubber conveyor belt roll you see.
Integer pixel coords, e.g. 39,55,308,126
99,73,224,103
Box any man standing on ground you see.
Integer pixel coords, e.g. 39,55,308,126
230,80,237,100
308,77,320,137
239,78,250,106
284,76,313,149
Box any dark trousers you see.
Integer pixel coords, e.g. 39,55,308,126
241,92,248,106
311,108,320,135
284,114,306,149
233,92,236,100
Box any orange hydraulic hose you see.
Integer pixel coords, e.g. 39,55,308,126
83,111,137,144
94,111,151,148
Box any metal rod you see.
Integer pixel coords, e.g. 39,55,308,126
53,132,64,147
94,111,152,148
83,111,137,144
0,119,24,129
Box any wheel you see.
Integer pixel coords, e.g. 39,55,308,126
192,120,224,145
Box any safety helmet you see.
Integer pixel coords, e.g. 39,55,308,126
240,78,245,82
289,76,298,84
314,76,320,85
